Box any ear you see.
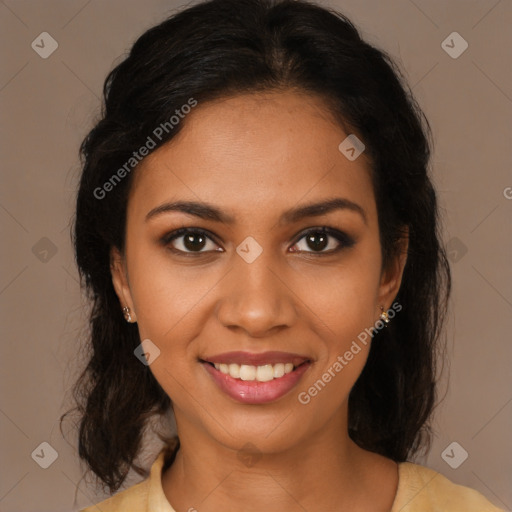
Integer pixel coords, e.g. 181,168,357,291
110,246,137,322
377,226,409,311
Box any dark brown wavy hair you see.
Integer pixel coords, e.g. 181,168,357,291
61,0,451,495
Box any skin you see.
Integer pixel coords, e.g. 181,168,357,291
111,90,409,512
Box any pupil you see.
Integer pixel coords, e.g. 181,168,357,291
184,233,206,251
307,232,328,251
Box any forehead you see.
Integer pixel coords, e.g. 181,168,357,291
128,91,375,223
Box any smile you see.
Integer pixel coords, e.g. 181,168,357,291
200,351,312,404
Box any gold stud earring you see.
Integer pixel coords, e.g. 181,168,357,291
122,306,133,323
379,305,390,326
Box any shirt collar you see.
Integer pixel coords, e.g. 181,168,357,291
147,439,180,511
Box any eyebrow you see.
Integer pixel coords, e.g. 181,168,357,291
145,197,367,225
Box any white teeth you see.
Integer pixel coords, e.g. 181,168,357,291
211,361,299,381
273,363,285,378
228,363,240,378
239,364,256,381
256,364,274,382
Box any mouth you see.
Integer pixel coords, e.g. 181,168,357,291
199,351,312,404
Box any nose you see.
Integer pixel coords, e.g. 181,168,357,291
215,249,297,338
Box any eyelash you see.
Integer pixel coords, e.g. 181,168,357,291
160,226,355,257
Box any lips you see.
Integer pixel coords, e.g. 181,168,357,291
201,351,310,367
200,351,312,404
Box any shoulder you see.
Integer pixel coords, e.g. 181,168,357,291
392,461,504,512
80,440,179,512
80,479,149,512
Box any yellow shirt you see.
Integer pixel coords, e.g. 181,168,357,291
81,447,504,511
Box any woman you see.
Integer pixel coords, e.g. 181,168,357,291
66,0,503,510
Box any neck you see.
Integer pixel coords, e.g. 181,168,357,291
161,407,398,512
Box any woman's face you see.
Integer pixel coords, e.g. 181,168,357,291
111,90,407,454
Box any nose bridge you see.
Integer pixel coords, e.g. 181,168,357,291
216,245,295,336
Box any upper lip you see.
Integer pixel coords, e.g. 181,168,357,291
201,351,311,367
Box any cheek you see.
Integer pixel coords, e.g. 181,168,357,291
301,245,382,346
295,260,381,411
126,239,217,339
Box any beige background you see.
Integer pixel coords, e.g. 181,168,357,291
1,0,511,510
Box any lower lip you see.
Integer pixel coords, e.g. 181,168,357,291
202,362,311,404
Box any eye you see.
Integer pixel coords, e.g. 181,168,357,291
161,228,222,255
290,227,355,255
161,226,355,257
